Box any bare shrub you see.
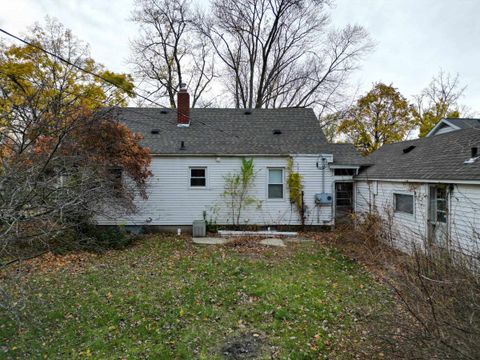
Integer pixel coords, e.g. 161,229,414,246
340,208,480,359
388,243,480,359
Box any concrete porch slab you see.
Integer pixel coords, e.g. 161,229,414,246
284,237,316,244
192,237,229,245
218,230,298,238
259,238,286,247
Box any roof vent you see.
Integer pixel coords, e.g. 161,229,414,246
464,146,479,164
180,141,186,150
160,109,169,114
272,129,282,135
151,129,160,134
472,146,478,158
403,145,416,154
244,109,252,115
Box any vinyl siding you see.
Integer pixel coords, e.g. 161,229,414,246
449,184,480,254
355,180,480,254
97,155,335,226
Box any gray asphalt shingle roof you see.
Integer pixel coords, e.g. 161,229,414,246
112,107,366,165
445,118,480,129
356,128,480,181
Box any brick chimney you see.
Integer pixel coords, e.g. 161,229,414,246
177,83,190,127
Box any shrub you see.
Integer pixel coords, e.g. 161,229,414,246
56,224,135,254
389,244,480,359
352,210,480,359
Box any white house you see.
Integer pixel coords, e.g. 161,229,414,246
98,86,367,231
355,125,480,255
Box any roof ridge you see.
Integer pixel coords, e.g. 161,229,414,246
377,127,480,149
121,106,314,111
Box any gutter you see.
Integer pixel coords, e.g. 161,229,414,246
149,153,291,157
353,177,480,185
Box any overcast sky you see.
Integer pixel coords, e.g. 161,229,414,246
1,0,479,112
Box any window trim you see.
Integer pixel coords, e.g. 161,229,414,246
267,167,285,200
189,167,207,188
393,192,415,215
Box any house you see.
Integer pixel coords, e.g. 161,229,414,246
97,86,367,231
354,126,480,255
426,117,480,136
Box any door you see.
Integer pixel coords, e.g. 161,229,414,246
428,185,448,247
335,182,354,224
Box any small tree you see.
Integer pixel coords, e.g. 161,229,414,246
0,19,151,258
222,158,257,226
286,158,305,226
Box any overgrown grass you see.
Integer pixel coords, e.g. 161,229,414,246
1,236,392,359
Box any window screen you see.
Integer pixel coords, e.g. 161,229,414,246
268,168,284,199
394,193,414,214
190,168,206,187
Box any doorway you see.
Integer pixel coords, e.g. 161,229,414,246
428,185,448,247
335,182,354,224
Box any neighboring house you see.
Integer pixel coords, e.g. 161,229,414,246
98,86,367,230
427,117,480,136
355,127,480,255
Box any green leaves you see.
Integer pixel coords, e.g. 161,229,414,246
287,158,305,222
338,83,416,155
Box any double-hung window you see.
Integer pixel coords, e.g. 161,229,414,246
268,168,284,199
190,167,206,187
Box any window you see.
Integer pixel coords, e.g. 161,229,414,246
394,193,414,214
109,168,123,191
268,168,284,199
429,186,447,223
190,167,206,187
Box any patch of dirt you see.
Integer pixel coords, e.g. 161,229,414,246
221,332,265,360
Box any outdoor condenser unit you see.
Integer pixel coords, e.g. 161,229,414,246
192,220,207,238
315,192,333,205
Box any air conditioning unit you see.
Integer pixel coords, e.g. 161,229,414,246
315,192,333,205
192,220,206,238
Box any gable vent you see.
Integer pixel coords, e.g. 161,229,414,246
403,145,416,154
272,129,282,135
151,129,160,134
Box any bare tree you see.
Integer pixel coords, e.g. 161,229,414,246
414,70,468,137
130,0,215,108
197,0,372,110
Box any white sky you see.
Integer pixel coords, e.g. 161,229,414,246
0,0,479,112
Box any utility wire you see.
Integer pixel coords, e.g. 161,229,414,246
0,27,240,139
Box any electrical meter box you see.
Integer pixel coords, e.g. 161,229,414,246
315,192,333,205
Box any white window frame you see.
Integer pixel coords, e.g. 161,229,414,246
267,167,285,200
189,167,207,188
393,192,415,215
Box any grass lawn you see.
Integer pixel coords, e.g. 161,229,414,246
1,236,392,359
